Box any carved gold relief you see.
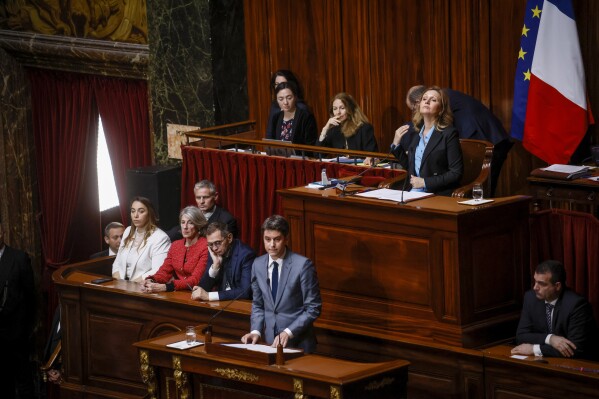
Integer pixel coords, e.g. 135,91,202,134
172,355,191,399
330,385,342,399
213,367,259,383
0,0,147,44
293,378,305,399
139,350,158,399
365,376,395,391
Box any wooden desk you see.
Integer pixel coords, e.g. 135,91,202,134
483,345,599,399
134,331,409,399
53,258,253,398
280,187,531,348
528,171,599,216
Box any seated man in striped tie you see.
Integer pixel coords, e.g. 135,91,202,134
511,260,598,360
241,215,322,353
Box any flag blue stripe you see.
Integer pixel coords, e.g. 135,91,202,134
510,0,544,140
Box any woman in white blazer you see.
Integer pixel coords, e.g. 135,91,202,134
112,197,171,282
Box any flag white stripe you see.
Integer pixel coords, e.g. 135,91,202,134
531,0,586,110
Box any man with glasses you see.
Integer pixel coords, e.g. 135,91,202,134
192,222,255,301
167,180,238,241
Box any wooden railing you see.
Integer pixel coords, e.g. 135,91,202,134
184,125,396,164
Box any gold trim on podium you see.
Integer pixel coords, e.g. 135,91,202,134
139,350,158,399
173,355,191,399
330,385,342,399
365,376,395,391
213,367,259,382
293,378,305,399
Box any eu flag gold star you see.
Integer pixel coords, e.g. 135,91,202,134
518,47,527,60
522,24,530,37
531,5,542,18
523,69,531,81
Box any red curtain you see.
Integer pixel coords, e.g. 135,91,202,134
530,209,599,322
93,77,152,223
181,146,402,252
29,69,100,327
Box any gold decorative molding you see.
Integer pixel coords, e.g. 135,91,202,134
139,350,158,399
172,355,191,399
213,367,259,383
330,385,342,399
365,376,396,391
293,378,305,399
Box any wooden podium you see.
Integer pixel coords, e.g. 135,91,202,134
280,187,531,348
134,331,409,399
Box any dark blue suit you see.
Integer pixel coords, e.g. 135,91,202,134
446,89,512,195
392,126,463,196
198,239,255,300
0,246,35,398
516,289,599,360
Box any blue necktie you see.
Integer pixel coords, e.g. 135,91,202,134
546,303,554,333
271,261,279,300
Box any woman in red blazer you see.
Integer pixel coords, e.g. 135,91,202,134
141,206,208,292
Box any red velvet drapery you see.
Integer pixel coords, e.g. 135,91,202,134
30,70,99,269
181,146,402,252
94,77,152,223
29,71,153,375
530,209,599,323
29,69,100,335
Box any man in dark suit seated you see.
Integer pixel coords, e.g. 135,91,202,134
0,222,35,399
241,215,322,353
167,180,238,241
90,222,125,259
512,260,599,360
192,222,255,301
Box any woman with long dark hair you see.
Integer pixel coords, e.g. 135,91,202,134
112,197,170,282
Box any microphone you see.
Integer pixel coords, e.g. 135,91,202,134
337,151,393,197
202,276,256,340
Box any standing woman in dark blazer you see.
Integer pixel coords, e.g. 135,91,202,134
390,86,463,196
268,81,317,146
317,92,378,152
266,70,310,139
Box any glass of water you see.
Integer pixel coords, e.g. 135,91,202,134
186,326,196,344
472,183,484,201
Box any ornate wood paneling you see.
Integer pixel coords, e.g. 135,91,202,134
244,0,599,197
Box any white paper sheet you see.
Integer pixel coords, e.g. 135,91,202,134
355,188,433,202
166,340,204,350
457,199,495,205
222,343,302,353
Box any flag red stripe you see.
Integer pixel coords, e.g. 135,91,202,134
523,75,588,164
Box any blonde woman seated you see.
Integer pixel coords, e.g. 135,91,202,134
112,197,171,282
318,92,378,154
141,206,209,293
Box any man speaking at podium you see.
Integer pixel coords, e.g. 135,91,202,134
242,215,322,353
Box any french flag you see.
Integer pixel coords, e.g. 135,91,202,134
511,0,593,165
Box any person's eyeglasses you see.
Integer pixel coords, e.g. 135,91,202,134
207,239,224,249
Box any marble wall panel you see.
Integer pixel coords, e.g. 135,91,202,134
147,0,215,164
0,48,39,260
210,0,248,125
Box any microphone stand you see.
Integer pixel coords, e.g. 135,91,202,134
202,277,255,343
336,152,393,197
399,170,409,205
